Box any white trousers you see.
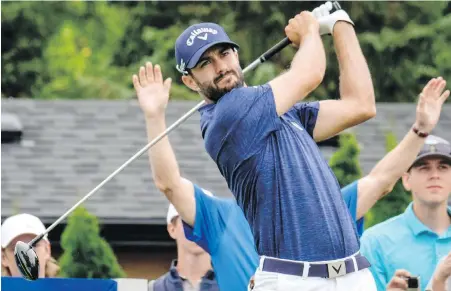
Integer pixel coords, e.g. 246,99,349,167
249,255,377,291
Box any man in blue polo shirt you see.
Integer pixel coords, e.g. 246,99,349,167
132,39,448,290
359,78,451,291
360,133,451,291
173,4,376,290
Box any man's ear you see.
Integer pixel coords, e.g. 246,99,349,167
182,74,200,92
167,223,177,240
1,249,10,267
402,173,412,191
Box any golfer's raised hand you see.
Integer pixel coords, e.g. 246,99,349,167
133,62,172,118
285,11,320,48
414,77,450,133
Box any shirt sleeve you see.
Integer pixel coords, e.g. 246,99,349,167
182,184,232,255
360,231,388,291
214,84,280,158
341,180,364,237
288,101,320,138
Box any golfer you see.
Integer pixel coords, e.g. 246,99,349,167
171,3,375,290
133,54,447,291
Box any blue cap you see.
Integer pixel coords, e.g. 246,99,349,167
175,23,239,74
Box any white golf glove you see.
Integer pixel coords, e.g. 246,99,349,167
312,1,354,35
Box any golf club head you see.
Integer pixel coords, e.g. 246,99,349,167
14,241,39,281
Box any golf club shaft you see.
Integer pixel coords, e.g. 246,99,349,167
231,0,341,73
29,35,294,247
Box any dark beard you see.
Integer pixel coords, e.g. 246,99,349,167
198,70,245,103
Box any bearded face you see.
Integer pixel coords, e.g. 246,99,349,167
183,45,245,103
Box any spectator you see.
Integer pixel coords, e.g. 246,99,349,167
360,134,451,291
1,213,59,278
148,205,219,291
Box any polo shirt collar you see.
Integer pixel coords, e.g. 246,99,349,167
168,259,216,282
404,202,451,237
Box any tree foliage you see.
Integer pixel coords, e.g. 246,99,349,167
329,133,362,188
364,131,412,229
58,206,126,279
2,1,450,100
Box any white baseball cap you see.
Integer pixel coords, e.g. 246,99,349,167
166,204,180,225
166,187,215,224
1,213,48,248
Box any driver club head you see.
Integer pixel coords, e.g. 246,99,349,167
14,241,39,281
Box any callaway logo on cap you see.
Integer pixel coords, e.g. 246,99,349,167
186,27,218,46
175,22,239,75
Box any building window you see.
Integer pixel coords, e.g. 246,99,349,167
1,113,23,144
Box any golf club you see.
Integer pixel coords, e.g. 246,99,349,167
14,1,341,281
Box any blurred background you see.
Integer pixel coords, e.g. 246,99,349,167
1,0,451,280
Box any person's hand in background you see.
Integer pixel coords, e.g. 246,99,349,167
430,251,451,291
386,269,412,291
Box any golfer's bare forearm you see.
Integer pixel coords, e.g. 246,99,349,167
290,31,326,93
333,22,375,114
270,30,326,116
356,129,425,219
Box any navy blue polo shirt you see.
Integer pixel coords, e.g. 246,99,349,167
199,84,360,261
183,181,363,291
